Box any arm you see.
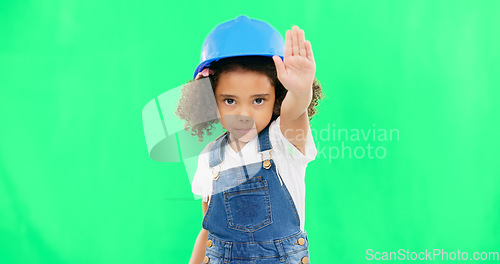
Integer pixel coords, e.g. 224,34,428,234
188,199,209,264
272,25,316,155
280,97,311,156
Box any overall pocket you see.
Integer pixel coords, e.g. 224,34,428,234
223,177,272,231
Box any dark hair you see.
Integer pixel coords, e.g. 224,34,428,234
175,55,324,142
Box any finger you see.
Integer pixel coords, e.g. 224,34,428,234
305,40,315,63
272,55,287,82
284,30,292,58
292,25,299,56
298,29,306,57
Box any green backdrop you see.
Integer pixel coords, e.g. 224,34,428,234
1,0,499,263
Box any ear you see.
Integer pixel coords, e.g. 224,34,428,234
272,55,286,81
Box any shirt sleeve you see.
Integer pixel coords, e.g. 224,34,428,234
191,142,213,202
269,116,318,164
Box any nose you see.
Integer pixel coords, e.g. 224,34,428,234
237,107,253,126
238,114,252,123
237,105,250,119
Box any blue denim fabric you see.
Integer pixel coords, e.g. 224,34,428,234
202,124,310,263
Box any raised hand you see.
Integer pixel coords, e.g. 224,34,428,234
272,25,316,95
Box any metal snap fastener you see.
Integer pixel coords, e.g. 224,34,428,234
203,255,210,263
207,239,213,247
263,159,271,169
301,256,309,263
297,237,305,245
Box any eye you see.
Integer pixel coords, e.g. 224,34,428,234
254,98,265,105
224,98,235,105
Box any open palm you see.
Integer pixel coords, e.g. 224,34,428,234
273,25,316,94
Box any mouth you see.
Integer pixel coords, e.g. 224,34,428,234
235,128,254,134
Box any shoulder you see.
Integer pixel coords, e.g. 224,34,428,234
191,138,217,198
214,131,227,141
196,130,227,167
198,139,216,164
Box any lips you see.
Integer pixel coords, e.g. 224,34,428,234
235,128,254,133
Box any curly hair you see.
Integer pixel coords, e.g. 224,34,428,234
175,55,325,142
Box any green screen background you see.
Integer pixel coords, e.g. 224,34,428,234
1,0,499,263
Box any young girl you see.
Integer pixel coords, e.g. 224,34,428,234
176,15,323,264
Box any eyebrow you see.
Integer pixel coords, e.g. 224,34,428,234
219,93,270,98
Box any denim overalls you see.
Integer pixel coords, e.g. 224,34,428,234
202,124,310,264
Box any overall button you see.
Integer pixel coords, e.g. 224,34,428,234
263,159,271,169
301,256,309,263
207,239,213,247
297,237,305,245
203,256,210,263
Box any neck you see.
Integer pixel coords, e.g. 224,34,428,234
228,133,247,154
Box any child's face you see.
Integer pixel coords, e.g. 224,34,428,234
215,70,275,143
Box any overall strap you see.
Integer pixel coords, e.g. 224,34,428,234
208,132,228,168
257,123,273,152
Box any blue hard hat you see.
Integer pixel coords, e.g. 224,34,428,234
193,15,285,80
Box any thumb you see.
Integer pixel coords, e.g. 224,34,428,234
272,55,286,80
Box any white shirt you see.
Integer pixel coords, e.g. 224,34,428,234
191,116,317,231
